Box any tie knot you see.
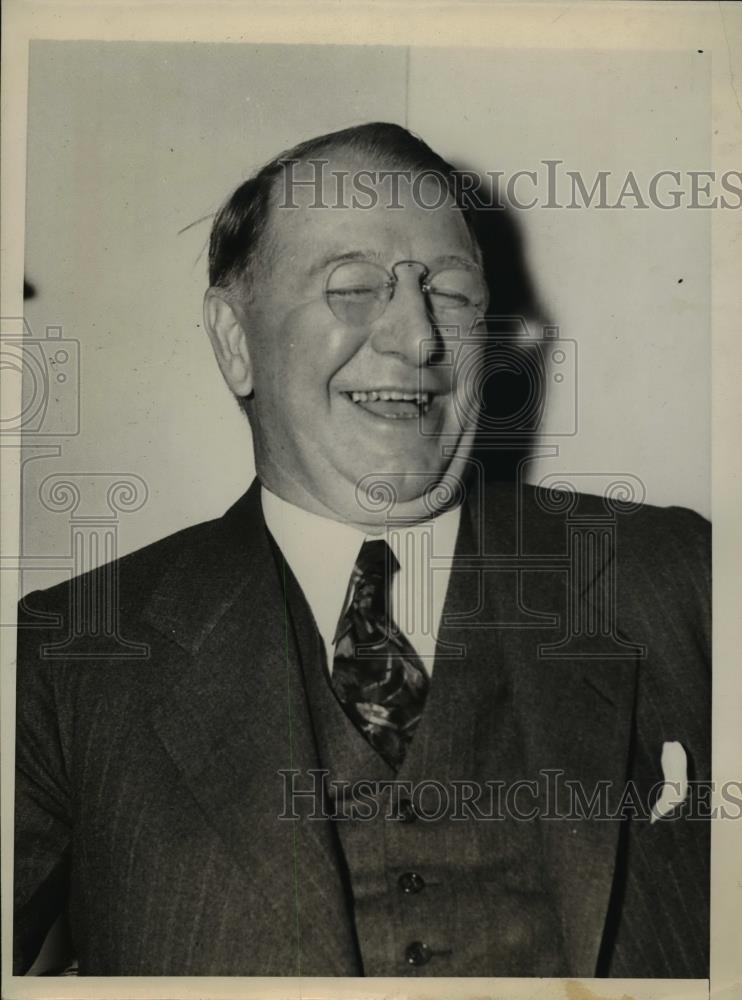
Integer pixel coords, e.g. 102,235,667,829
356,538,399,580
350,539,398,620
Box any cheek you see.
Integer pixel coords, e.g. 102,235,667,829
255,304,360,393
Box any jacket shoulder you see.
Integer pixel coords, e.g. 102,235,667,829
19,513,227,625
479,480,709,621
515,481,710,646
519,482,709,550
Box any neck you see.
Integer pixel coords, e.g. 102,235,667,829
257,473,464,533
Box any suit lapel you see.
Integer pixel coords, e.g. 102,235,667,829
141,482,356,973
438,479,639,974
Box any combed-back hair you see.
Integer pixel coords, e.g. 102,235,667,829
207,121,478,294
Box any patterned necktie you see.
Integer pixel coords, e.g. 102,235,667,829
331,538,430,770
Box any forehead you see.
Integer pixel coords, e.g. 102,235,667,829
267,153,476,265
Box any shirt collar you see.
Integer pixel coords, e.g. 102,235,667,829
260,485,461,646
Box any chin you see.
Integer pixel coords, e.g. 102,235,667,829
349,462,455,513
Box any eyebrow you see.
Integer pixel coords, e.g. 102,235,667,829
309,249,384,276
309,249,480,275
431,254,480,270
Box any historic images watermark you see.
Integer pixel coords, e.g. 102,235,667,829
2,317,150,655
278,158,742,212
0,318,80,438
344,312,649,662
278,769,742,824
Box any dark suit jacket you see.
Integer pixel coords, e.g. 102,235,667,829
14,477,710,977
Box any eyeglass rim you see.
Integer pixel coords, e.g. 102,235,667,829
323,257,489,314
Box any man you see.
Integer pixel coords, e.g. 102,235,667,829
14,123,710,977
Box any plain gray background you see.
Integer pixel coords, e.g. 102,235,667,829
20,41,710,592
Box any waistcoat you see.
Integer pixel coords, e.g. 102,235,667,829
280,510,568,977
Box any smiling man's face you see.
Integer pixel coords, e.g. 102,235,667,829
214,154,487,527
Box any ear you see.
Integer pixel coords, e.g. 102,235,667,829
202,287,254,397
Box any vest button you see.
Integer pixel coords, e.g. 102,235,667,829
405,940,432,966
398,871,425,894
398,798,416,823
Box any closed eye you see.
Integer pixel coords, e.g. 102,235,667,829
427,289,475,307
327,286,381,299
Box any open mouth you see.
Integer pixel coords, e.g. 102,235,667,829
343,389,432,420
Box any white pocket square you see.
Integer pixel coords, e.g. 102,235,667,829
650,740,688,824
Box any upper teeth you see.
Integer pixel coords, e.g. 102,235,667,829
349,390,430,404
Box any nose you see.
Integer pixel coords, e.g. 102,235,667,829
369,262,433,366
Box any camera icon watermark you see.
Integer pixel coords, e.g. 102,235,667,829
420,316,578,440
1,317,80,436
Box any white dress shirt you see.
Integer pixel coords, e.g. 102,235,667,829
261,487,461,677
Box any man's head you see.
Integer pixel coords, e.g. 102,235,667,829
204,122,488,529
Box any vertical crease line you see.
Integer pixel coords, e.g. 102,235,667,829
406,529,415,634
280,552,302,975
404,46,410,129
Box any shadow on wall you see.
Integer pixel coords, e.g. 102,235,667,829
463,173,552,484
